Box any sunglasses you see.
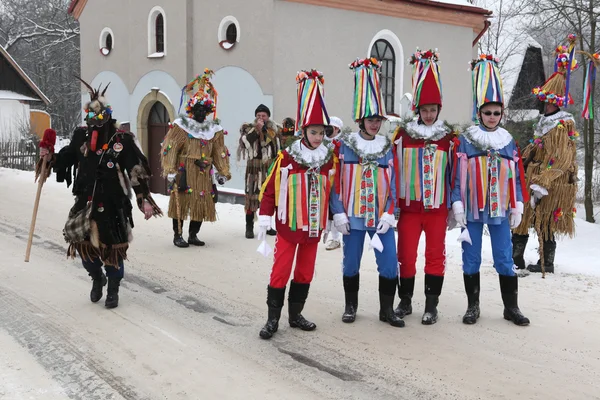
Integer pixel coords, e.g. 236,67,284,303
481,111,502,116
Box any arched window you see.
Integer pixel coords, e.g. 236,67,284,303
155,14,164,53
106,33,113,51
148,7,167,57
370,39,396,113
226,24,237,44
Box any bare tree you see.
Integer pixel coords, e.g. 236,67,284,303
0,0,81,139
525,0,600,222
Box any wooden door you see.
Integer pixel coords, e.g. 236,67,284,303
148,102,170,195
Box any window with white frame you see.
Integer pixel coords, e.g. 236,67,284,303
148,6,167,57
99,27,114,56
218,16,240,50
370,40,396,114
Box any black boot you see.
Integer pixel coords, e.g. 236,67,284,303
394,277,414,318
527,240,556,273
105,277,121,309
378,276,405,327
499,275,530,326
245,213,255,239
422,274,444,325
288,281,316,331
88,269,107,303
188,220,205,246
259,286,285,339
266,228,277,236
462,273,480,324
172,219,189,247
342,274,359,323
512,234,529,269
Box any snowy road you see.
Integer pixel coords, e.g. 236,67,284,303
1,167,600,400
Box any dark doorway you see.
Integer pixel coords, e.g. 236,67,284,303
148,101,170,194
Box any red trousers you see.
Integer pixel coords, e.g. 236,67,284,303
269,235,319,288
397,210,447,278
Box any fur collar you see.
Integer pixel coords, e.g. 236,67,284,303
174,117,222,140
534,111,575,137
463,125,513,151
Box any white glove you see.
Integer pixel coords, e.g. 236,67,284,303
376,212,395,235
167,173,176,183
333,213,350,236
257,214,271,241
530,184,548,210
322,219,331,243
509,201,524,229
452,201,467,228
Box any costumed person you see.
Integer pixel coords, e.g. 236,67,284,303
451,54,530,326
160,69,231,248
322,116,344,251
38,79,162,309
330,58,404,328
512,35,580,275
391,49,458,325
256,69,337,340
238,104,281,239
280,117,298,149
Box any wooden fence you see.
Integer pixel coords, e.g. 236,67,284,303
0,141,39,171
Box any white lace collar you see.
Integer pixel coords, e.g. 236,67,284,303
534,111,574,137
344,131,391,161
404,119,451,141
174,117,222,140
463,125,513,151
288,140,332,168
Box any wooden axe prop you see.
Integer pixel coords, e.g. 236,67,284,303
25,128,56,262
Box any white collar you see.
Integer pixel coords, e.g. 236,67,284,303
352,131,388,152
463,125,513,150
288,140,331,168
404,119,451,141
174,117,222,140
534,111,574,137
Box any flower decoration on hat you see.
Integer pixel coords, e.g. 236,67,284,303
183,68,218,119
295,69,330,131
532,34,578,108
470,54,504,122
78,78,113,127
349,57,386,121
410,48,443,111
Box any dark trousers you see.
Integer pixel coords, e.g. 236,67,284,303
82,256,124,278
172,219,202,235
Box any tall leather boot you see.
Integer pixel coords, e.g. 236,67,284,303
105,277,122,309
527,240,556,273
422,274,444,325
499,275,530,326
288,281,316,331
462,273,480,324
172,219,189,248
85,266,107,303
245,212,255,239
394,277,415,318
188,220,205,246
342,274,359,323
259,286,286,339
378,276,405,327
512,234,529,269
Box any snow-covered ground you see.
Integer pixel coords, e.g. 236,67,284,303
1,167,600,399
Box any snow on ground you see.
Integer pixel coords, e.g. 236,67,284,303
2,167,600,399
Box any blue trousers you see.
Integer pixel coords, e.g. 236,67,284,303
81,256,125,278
342,229,398,279
461,219,515,276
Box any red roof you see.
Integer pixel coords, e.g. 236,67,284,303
401,0,491,15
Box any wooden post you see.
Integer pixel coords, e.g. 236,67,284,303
24,157,48,262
